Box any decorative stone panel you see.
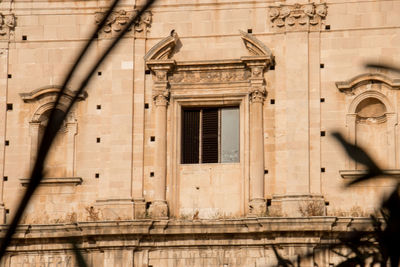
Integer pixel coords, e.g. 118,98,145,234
0,13,15,40
95,9,152,38
269,3,327,32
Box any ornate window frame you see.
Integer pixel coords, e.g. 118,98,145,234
19,86,87,185
336,73,400,179
145,31,274,218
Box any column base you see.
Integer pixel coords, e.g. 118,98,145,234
269,195,326,217
247,199,267,217
148,200,168,219
133,198,146,219
94,199,134,221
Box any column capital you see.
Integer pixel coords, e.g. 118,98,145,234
249,89,266,103
241,56,273,77
153,92,169,106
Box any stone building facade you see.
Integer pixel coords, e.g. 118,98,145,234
0,0,399,266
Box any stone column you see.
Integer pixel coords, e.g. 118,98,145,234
245,61,268,216
147,62,174,219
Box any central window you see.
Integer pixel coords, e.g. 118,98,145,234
181,107,239,164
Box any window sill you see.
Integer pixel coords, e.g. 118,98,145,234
20,177,83,186
180,162,240,166
339,169,400,179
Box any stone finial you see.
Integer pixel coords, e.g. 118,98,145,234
94,9,152,38
0,13,15,40
269,3,327,31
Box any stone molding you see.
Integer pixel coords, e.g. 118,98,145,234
19,177,83,186
0,13,15,40
339,169,400,179
269,3,327,31
336,73,400,95
0,217,375,243
94,9,152,38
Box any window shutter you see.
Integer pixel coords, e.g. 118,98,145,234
202,108,219,163
182,109,200,164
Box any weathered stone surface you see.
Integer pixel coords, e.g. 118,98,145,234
0,0,398,265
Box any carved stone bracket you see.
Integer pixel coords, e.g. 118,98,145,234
269,3,327,31
95,10,152,38
0,13,16,40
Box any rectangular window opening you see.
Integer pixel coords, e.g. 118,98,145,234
181,106,239,164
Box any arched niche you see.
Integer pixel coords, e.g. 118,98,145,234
20,86,86,184
348,92,395,170
336,74,400,178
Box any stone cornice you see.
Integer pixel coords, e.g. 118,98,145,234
0,217,376,249
336,73,400,94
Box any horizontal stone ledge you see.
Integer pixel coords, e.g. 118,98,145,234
19,177,83,186
0,217,375,240
339,169,400,179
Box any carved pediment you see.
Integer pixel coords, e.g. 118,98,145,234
239,30,273,58
336,73,400,94
145,31,179,61
20,85,88,103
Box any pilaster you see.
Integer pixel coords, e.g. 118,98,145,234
242,58,270,217
147,61,175,219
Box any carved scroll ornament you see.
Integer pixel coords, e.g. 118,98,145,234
95,10,152,37
0,13,15,39
269,3,327,31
